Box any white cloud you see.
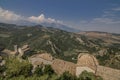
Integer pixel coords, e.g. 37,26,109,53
0,7,63,25
112,7,120,11
0,7,24,23
28,14,45,23
91,18,114,24
28,14,62,24
78,17,120,33
78,7,120,33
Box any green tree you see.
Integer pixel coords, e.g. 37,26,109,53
34,66,43,76
44,65,54,76
78,70,103,80
0,65,6,78
0,65,6,74
19,63,33,77
0,44,5,52
57,71,77,80
5,57,33,78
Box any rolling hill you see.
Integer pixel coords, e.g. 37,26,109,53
0,23,120,69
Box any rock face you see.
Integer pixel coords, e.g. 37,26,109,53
29,53,76,75
76,67,95,76
29,53,53,66
52,59,76,75
29,53,120,80
76,53,120,80
77,53,99,71
97,66,120,80
31,53,53,61
2,45,30,56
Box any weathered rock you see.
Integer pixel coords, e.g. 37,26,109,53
31,53,53,61
29,53,53,66
29,53,120,80
52,59,76,75
77,53,99,71
97,66,120,80
76,66,95,76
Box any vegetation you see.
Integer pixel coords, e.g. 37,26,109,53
78,71,103,80
34,64,55,77
0,56,57,80
57,71,103,80
0,23,120,69
5,57,33,78
0,65,6,77
57,71,77,80
0,55,103,80
0,44,5,52
34,66,43,76
44,65,55,76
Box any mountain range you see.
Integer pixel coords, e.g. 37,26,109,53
0,22,120,70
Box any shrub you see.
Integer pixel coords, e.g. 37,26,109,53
78,70,103,80
5,57,33,78
57,71,77,80
0,65,6,74
44,65,54,76
19,63,33,77
34,66,43,76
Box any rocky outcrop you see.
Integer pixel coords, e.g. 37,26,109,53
77,53,120,80
29,53,76,75
52,59,76,75
1,45,30,56
77,53,99,71
29,53,120,80
97,66,120,80
30,53,53,61
29,53,53,66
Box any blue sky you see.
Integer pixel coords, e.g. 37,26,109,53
0,0,120,33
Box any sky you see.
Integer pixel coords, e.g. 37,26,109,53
0,0,120,33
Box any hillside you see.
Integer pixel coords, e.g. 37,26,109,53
0,23,120,69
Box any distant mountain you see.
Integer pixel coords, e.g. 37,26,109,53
0,23,17,28
0,23,120,69
0,21,80,32
41,22,80,32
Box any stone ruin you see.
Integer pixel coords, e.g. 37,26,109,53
29,53,120,80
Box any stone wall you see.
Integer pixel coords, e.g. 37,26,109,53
97,66,120,80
